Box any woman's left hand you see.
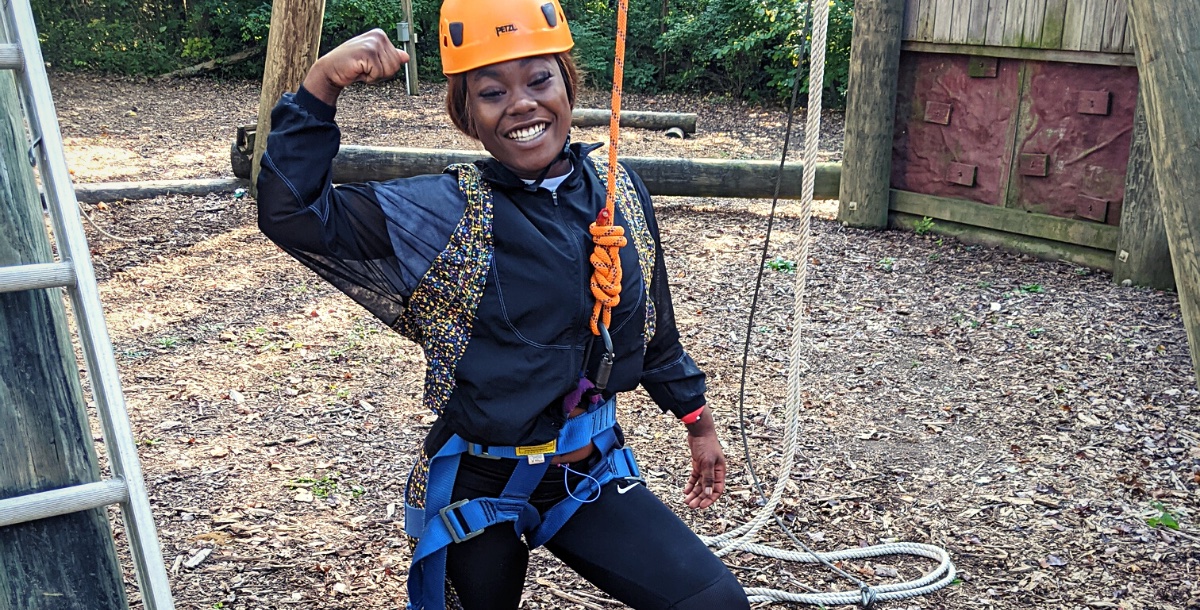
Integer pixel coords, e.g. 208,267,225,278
682,406,727,509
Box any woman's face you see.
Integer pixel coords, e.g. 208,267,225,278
466,55,572,180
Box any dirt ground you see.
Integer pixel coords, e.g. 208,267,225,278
46,71,1199,609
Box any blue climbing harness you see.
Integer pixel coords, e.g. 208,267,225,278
403,395,641,610
394,160,653,610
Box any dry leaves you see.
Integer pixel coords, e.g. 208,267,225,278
58,72,1199,610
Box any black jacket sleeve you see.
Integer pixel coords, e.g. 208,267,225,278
255,88,413,327
625,166,708,417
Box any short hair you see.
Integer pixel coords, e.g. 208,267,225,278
446,52,579,140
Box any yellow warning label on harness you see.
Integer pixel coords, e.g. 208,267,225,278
515,440,557,456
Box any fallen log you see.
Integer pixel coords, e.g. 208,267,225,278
75,178,248,204
571,108,697,134
156,47,263,80
231,144,841,200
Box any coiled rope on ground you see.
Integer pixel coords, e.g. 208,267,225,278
690,1,958,605
592,1,958,605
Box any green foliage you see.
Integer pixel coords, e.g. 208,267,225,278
877,257,895,273
321,0,402,54
32,0,856,107
914,216,936,235
656,0,854,105
31,0,422,76
766,257,797,274
561,0,663,92
1146,501,1180,530
291,472,365,499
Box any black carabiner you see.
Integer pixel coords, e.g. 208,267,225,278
594,323,614,392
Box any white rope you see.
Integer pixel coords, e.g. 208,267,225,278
699,1,957,605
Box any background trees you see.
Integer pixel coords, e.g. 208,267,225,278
31,0,853,106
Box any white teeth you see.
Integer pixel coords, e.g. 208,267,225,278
507,123,547,142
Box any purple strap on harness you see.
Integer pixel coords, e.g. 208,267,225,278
562,376,600,414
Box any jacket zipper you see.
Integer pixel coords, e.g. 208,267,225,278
550,187,593,374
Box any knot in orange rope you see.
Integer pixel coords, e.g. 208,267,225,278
590,0,629,336
588,210,627,335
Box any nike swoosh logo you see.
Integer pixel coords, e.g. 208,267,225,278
617,483,639,494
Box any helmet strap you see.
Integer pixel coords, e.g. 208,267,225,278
523,134,573,191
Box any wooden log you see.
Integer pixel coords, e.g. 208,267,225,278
890,211,1116,270
250,0,325,197
231,144,842,200
156,46,262,80
76,178,248,204
840,0,906,228
1113,95,1174,290
0,68,126,610
571,108,698,134
1127,0,1200,384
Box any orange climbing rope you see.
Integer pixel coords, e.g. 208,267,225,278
588,0,630,336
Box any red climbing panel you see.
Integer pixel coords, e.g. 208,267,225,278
891,53,1022,207
1007,61,1139,225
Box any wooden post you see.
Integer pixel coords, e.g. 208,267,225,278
1127,0,1200,385
1113,95,1174,290
0,71,126,610
250,0,326,197
401,0,419,95
839,0,906,228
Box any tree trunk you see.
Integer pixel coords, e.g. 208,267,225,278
250,0,325,197
1127,0,1200,386
839,0,905,228
0,67,126,610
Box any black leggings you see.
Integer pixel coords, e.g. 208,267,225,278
444,454,749,610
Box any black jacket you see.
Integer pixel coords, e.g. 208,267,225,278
256,88,706,450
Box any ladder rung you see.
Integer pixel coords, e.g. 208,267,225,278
0,43,22,70
0,262,77,292
0,479,129,527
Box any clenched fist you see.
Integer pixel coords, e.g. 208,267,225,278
303,29,409,105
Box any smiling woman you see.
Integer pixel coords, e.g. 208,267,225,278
254,1,748,609
445,54,577,179
445,53,580,179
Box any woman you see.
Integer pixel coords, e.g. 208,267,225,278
256,1,749,608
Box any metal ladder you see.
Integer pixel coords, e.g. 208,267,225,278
0,0,176,608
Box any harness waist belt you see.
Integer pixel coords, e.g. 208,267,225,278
403,396,640,610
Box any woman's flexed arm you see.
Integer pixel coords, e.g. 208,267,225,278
302,29,409,106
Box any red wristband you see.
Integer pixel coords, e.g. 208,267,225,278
680,407,705,425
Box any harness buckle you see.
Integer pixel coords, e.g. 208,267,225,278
466,443,503,460
609,446,642,481
438,499,487,544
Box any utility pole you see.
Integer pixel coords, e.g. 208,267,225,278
400,0,419,95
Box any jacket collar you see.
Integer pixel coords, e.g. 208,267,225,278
473,141,604,191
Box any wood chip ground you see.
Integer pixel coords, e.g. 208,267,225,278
48,72,1199,609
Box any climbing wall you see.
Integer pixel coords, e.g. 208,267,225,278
891,51,1138,226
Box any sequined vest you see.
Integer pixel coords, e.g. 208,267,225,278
394,159,657,418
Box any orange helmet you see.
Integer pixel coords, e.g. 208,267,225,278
439,0,573,75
